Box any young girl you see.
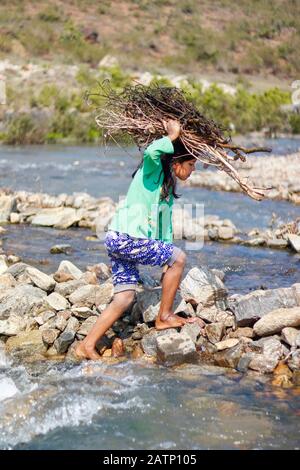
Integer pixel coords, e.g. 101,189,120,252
76,119,198,360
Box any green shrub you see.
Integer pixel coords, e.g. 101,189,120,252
37,85,59,107
38,6,62,22
4,114,46,144
289,114,300,134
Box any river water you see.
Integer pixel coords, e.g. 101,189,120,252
0,138,299,449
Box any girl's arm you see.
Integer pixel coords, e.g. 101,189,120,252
143,120,180,173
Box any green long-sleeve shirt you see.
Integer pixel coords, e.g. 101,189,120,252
108,136,175,243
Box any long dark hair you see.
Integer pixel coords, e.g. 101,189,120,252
132,139,194,201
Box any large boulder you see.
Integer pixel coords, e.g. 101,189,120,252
180,267,227,309
5,330,47,358
156,331,197,366
228,283,300,326
30,207,80,229
0,284,46,319
253,307,300,336
0,314,27,336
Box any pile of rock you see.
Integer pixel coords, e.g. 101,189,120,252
2,189,299,252
186,152,300,204
242,219,300,252
0,255,299,386
0,189,239,242
0,190,116,230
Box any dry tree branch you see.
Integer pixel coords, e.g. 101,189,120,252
93,81,271,200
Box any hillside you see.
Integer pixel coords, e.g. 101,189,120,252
1,0,299,84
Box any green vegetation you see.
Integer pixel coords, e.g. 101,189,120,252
1,65,296,145
0,1,299,144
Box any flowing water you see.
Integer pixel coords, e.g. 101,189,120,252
0,138,299,449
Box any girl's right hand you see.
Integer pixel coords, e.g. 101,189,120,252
163,119,181,141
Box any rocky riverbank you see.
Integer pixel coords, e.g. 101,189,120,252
186,153,300,204
0,254,299,387
0,189,300,253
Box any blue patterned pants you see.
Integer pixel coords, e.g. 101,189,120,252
104,230,182,293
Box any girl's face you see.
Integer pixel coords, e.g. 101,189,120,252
172,159,197,181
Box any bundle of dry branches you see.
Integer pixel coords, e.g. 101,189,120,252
94,81,271,200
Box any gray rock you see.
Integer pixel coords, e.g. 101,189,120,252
34,310,56,326
0,273,16,289
54,330,75,353
228,327,254,339
6,262,30,279
180,267,227,309
57,260,83,280
86,262,111,281
281,327,300,347
237,353,256,372
31,207,80,229
54,278,87,297
55,311,71,331
228,284,300,326
70,306,95,319
0,256,8,275
253,307,300,336
69,284,99,307
0,284,46,319
50,244,73,254
288,234,300,253
181,322,201,344
95,282,114,305
5,330,47,358
266,238,288,248
156,331,197,366
218,226,234,240
211,269,225,281
65,316,80,334
26,266,56,292
141,329,176,355
205,322,225,344
248,354,279,374
46,292,70,311
77,316,98,336
137,287,160,322
0,195,16,222
41,328,60,345
245,237,266,247
0,315,26,336
136,288,170,323
214,342,244,369
262,337,284,362
10,212,21,224
215,338,240,351
288,350,300,371
196,306,219,322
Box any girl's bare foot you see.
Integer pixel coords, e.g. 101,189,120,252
155,313,187,330
75,341,101,360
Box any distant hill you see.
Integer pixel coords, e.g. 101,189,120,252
1,0,299,85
